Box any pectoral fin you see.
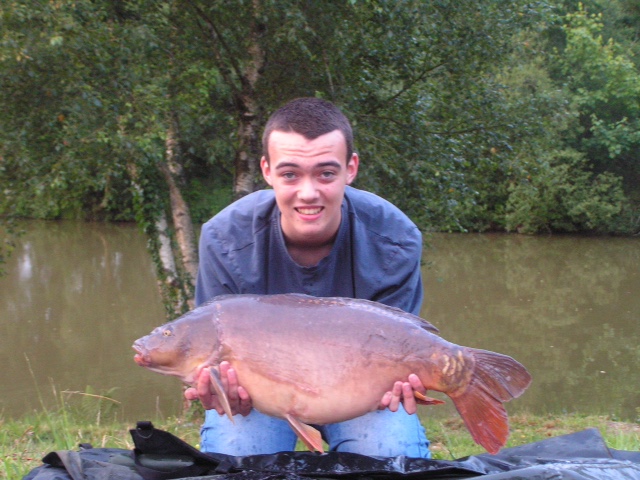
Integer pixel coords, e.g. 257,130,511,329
414,390,445,406
285,414,324,453
209,368,235,424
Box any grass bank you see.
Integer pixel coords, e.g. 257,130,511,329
2,402,638,479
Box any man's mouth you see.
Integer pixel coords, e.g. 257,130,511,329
296,207,323,215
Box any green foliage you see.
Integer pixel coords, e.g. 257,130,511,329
0,218,21,276
337,0,553,231
0,0,230,221
185,178,233,226
554,5,640,197
505,150,625,233
0,0,147,219
459,2,640,234
1,0,638,235
561,0,640,65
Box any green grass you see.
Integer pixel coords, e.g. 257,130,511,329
2,397,638,479
0,406,202,479
422,411,640,459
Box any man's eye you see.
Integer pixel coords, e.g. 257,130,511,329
320,171,337,179
282,172,296,180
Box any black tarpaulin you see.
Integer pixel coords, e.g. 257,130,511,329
24,421,640,480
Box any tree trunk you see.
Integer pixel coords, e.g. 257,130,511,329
159,111,197,310
232,0,266,199
155,212,179,288
188,0,266,199
126,111,197,316
127,159,187,315
234,102,262,198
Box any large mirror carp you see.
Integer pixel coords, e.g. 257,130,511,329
133,293,531,454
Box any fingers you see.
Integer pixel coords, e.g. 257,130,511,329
225,364,253,416
380,374,425,414
380,381,404,412
222,361,239,406
236,386,252,416
401,381,417,414
200,367,227,414
184,365,206,402
400,373,424,414
408,373,426,394
181,366,224,414
379,390,392,410
184,387,198,401
183,363,253,417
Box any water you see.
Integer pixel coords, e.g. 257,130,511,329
422,233,639,422
0,221,182,421
0,222,638,422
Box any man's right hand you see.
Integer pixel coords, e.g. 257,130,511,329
184,361,253,417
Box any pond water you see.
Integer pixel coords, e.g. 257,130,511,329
0,221,175,421
0,222,638,422
422,233,639,422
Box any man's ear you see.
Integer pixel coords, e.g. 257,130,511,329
260,156,273,186
346,153,359,185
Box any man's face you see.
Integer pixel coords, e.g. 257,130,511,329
260,129,359,248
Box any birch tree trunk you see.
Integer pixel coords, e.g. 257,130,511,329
233,2,265,198
155,212,179,288
127,113,197,315
158,111,197,311
190,0,266,199
126,159,185,315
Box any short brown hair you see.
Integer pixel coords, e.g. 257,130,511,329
262,98,354,164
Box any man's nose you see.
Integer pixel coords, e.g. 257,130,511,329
297,177,319,201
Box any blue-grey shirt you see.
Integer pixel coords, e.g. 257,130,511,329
195,186,423,315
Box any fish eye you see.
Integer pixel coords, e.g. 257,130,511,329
162,328,172,337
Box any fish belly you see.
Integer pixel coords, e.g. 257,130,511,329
233,361,417,424
223,329,427,424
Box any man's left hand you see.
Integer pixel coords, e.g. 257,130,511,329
379,374,426,414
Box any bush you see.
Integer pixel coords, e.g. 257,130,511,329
505,149,625,234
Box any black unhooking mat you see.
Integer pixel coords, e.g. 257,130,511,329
24,421,640,480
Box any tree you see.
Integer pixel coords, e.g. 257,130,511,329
0,0,205,313
301,0,552,231
474,1,637,234
558,6,640,194
8,0,636,311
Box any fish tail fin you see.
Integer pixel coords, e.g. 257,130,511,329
450,348,531,454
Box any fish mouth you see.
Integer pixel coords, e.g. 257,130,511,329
132,343,150,367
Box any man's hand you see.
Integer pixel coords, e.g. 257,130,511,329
184,361,252,417
379,374,426,414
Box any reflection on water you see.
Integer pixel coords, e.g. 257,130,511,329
421,233,640,422
0,224,638,422
0,221,182,421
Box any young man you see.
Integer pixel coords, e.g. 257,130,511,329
185,98,430,458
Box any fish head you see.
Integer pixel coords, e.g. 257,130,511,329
132,307,220,385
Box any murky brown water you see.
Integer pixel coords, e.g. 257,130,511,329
422,233,639,422
1,223,638,422
0,221,180,421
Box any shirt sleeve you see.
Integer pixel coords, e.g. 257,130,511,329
194,221,239,306
369,232,424,316
346,187,424,316
194,190,276,306
373,246,423,315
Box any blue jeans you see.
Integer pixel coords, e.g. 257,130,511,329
200,406,431,458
